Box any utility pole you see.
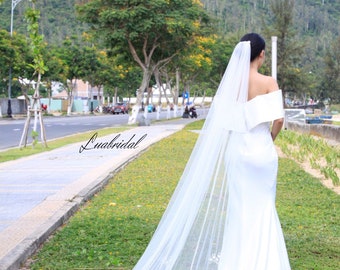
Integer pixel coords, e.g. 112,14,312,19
271,36,278,80
7,0,25,117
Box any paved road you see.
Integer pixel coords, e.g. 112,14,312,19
0,109,208,150
0,114,128,150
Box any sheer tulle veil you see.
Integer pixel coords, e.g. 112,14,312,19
134,41,251,270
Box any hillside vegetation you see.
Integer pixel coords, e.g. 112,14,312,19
0,0,86,45
0,1,338,50
202,0,339,70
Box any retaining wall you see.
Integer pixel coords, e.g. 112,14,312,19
0,99,26,116
286,121,340,142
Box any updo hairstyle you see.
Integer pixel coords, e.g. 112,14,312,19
240,33,266,62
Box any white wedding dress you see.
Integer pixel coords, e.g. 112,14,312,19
218,92,291,270
133,42,291,270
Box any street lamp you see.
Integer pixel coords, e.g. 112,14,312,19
7,0,24,117
10,0,25,35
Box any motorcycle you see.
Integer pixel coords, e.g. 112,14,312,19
189,107,197,118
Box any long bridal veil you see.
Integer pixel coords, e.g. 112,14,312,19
134,42,251,270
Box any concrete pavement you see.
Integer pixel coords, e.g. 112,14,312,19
0,117,199,270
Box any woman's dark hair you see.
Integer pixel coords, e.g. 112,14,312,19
240,33,266,62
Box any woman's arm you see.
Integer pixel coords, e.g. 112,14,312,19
271,117,284,141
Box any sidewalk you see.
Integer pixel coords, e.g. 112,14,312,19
0,118,198,270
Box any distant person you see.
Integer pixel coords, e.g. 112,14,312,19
189,106,197,118
134,33,290,269
182,105,190,118
41,103,47,111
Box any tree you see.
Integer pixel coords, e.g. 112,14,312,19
264,0,306,100
0,30,16,98
42,45,67,112
55,36,84,115
19,0,48,148
320,36,340,105
206,35,237,92
79,32,141,112
100,50,141,105
179,35,222,103
77,0,210,123
0,30,33,98
80,44,104,112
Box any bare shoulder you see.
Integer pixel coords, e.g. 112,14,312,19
248,72,280,99
262,75,279,93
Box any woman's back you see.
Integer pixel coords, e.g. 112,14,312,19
248,70,279,101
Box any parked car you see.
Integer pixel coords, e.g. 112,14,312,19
112,102,129,114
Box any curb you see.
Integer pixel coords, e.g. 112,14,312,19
0,201,78,270
0,127,180,270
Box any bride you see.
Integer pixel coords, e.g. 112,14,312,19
133,33,291,270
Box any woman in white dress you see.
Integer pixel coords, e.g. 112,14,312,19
134,33,291,270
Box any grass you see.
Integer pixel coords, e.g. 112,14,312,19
276,129,340,185
276,159,339,269
22,120,340,270
330,104,340,112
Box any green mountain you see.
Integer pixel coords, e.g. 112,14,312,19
202,0,339,36
0,0,338,47
201,0,339,59
0,0,87,44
